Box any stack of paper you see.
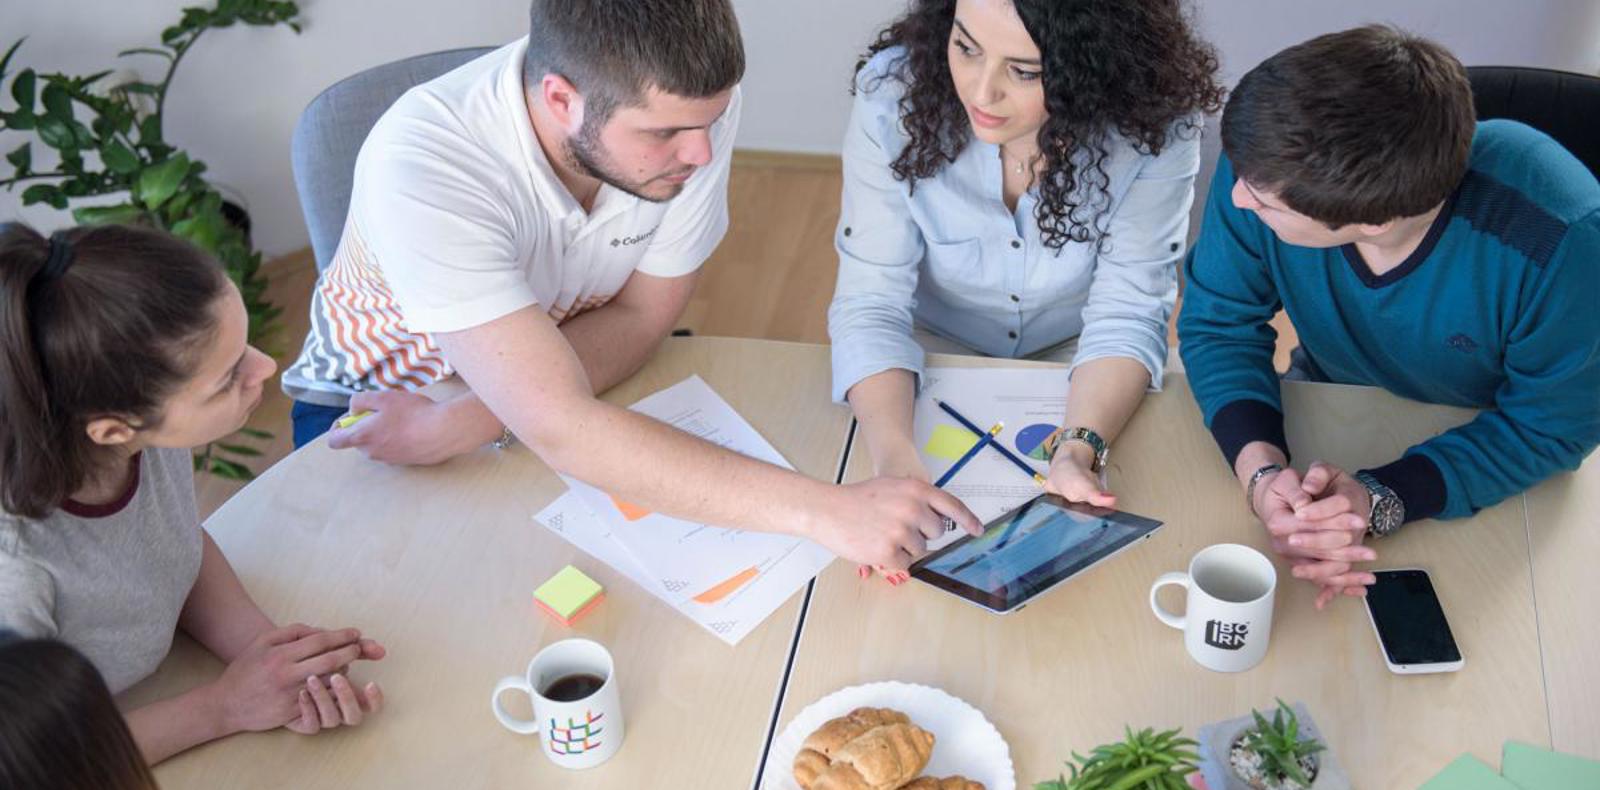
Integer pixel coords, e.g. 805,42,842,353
1419,742,1600,789
533,376,834,645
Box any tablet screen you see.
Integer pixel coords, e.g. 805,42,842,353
911,495,1162,612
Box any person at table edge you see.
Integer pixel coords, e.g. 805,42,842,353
280,0,983,570
1179,25,1600,607
829,0,1224,509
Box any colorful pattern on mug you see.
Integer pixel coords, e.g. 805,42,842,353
548,710,605,755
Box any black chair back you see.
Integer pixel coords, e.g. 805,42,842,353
1468,65,1600,179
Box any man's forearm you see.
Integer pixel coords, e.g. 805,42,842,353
537,397,835,539
440,302,676,448
559,301,675,394
1234,440,1289,492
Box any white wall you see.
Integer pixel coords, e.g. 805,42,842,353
2,0,1598,257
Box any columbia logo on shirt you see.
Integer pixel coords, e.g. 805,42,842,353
1446,333,1479,353
610,227,659,247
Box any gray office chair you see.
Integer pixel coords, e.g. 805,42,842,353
290,47,494,271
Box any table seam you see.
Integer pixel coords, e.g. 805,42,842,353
1522,490,1555,749
750,417,859,790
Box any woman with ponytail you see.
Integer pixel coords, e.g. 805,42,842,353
0,223,385,764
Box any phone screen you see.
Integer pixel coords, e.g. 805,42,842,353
1366,569,1461,666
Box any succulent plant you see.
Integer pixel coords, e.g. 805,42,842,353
1237,699,1326,788
1036,725,1199,790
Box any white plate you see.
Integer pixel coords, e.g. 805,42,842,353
763,681,1015,790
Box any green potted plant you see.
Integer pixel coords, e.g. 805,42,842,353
1230,700,1324,790
1035,725,1200,790
1195,699,1349,790
0,0,301,479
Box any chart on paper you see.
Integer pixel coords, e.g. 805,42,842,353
915,366,1073,547
534,375,833,645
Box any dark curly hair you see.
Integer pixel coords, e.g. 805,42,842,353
858,0,1225,250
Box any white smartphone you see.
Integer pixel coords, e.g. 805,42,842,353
1364,568,1464,674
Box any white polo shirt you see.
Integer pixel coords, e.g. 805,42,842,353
283,38,740,405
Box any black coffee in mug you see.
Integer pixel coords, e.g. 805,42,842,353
542,672,605,702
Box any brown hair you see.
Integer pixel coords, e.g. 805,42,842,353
1221,25,1475,226
859,0,1224,250
523,0,745,125
0,223,228,519
0,635,160,789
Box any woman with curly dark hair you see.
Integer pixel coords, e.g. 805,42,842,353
829,0,1223,526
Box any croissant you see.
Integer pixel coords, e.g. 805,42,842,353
793,746,832,788
901,777,987,790
802,707,912,758
811,723,935,790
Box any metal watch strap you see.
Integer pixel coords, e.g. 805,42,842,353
490,426,517,450
1355,470,1405,537
1048,426,1108,473
1245,463,1283,517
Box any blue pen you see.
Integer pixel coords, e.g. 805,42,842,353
934,421,1003,488
934,399,1047,487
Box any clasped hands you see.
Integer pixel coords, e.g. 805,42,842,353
1251,461,1378,609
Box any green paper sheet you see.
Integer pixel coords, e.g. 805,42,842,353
1418,755,1522,790
1501,741,1600,790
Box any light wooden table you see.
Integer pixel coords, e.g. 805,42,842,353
1524,450,1600,760
123,337,852,789
773,355,1552,789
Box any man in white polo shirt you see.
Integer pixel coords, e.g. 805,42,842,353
282,0,979,570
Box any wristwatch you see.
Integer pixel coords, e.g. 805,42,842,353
1245,463,1283,518
491,426,517,450
1355,470,1405,537
1047,427,1108,473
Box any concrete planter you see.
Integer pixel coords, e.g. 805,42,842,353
1195,702,1351,790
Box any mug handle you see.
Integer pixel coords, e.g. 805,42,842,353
1149,571,1191,631
491,675,541,735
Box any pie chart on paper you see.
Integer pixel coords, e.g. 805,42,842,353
1015,423,1059,461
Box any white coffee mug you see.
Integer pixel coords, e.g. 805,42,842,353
1149,544,1277,673
491,638,625,769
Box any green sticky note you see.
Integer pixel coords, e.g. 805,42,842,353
925,423,980,461
534,565,603,619
1502,741,1600,790
1418,755,1522,790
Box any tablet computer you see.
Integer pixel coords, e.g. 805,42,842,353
909,493,1163,614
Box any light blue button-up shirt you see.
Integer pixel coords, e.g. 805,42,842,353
828,47,1197,403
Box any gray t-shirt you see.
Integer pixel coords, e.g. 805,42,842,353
0,448,203,693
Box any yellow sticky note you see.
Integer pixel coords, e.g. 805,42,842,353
534,565,604,620
924,423,980,461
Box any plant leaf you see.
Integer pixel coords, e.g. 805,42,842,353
205,456,255,480
5,141,29,173
137,114,162,147
99,139,140,174
10,68,35,112
40,81,73,122
21,183,66,209
136,153,189,210
119,82,161,96
117,46,175,61
215,443,263,457
238,427,272,439
0,38,23,81
36,116,76,150
73,203,143,225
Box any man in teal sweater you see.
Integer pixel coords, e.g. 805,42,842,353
1179,25,1600,607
